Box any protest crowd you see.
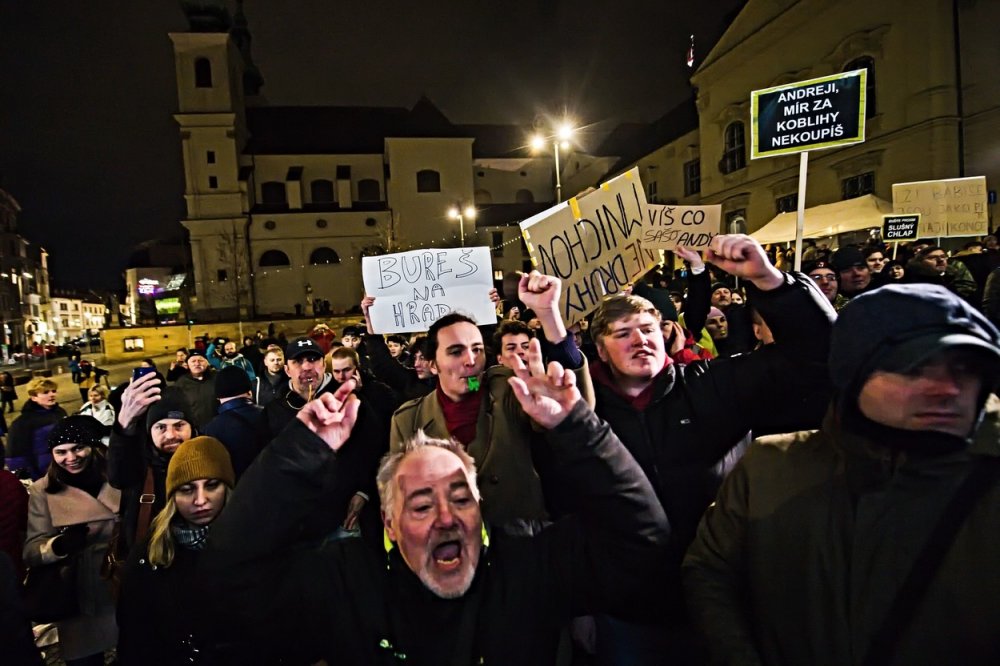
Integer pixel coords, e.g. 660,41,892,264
1,230,999,666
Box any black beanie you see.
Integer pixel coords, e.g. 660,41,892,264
215,366,252,399
146,390,194,435
48,415,104,449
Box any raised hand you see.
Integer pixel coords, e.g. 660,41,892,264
704,234,784,290
117,371,162,430
360,295,376,334
296,380,360,452
508,339,581,429
674,245,705,271
518,271,561,314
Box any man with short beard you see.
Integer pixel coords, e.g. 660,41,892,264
250,346,287,406
206,339,257,381
173,349,217,428
108,373,196,552
264,337,334,436
203,344,669,665
587,234,835,664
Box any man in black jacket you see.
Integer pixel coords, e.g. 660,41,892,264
202,341,669,665
588,233,837,664
204,366,268,480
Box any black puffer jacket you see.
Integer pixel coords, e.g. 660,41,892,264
202,404,669,665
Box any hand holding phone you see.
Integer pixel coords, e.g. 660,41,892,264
132,366,156,382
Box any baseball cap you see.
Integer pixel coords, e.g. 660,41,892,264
285,337,323,361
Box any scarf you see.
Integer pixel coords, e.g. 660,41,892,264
171,521,212,551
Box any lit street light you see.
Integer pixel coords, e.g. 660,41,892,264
531,121,575,202
447,203,476,247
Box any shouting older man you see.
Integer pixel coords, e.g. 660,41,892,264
203,341,668,664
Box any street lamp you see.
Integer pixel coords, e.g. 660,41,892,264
531,121,575,202
447,204,476,247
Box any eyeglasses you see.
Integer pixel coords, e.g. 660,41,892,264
809,274,837,282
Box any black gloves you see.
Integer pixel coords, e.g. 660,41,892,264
51,524,89,557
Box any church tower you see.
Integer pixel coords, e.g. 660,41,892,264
170,1,260,319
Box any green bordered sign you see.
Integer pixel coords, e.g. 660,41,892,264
751,69,867,159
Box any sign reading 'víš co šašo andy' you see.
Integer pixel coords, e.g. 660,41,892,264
751,69,867,159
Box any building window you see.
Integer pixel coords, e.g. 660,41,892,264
123,336,145,351
309,247,341,265
515,189,534,204
416,170,441,193
491,232,504,258
208,176,218,189
842,172,875,200
647,181,659,204
721,122,746,174
358,179,380,201
261,182,288,205
194,58,213,88
60,302,68,311
206,151,216,164
684,159,701,196
259,250,291,267
311,179,334,203
726,209,747,234
844,56,876,118
217,269,228,282
776,193,798,213
477,171,485,177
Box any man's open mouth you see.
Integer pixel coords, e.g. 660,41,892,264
432,540,462,569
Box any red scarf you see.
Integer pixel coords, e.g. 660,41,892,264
436,385,484,447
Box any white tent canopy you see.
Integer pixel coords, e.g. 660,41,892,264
750,194,893,245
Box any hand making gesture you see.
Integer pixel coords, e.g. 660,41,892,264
704,234,784,291
518,271,568,343
508,338,581,429
296,380,360,452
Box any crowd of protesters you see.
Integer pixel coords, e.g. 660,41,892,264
0,231,997,665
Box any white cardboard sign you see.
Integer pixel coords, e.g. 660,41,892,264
362,246,497,333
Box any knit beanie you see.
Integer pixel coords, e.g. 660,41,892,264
48,415,104,449
215,366,251,399
147,390,194,436
166,436,235,496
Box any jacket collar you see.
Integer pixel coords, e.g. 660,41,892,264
37,477,120,527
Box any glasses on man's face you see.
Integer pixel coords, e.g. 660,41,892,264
926,253,947,262
809,273,837,282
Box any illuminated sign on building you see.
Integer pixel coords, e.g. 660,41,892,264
137,278,161,296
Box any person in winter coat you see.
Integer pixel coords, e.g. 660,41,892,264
206,340,256,382
7,377,67,480
684,283,1000,665
77,385,115,438
173,349,216,428
117,436,235,665
0,370,19,413
0,445,29,577
359,308,435,401
250,345,287,407
108,374,196,554
24,417,121,666
203,367,267,480
202,346,669,665
586,234,836,664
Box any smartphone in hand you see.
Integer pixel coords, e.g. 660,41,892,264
132,366,155,382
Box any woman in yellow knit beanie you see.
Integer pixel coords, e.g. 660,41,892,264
116,436,236,665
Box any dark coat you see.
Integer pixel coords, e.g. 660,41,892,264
250,370,288,407
107,424,171,554
202,404,669,665
117,537,214,665
591,271,835,621
364,334,435,401
203,399,267,480
174,372,217,428
0,552,42,666
0,470,29,577
7,401,67,479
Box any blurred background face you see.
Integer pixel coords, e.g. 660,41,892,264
187,356,209,377
387,341,404,358
808,268,839,302
705,314,728,340
866,252,886,272
710,288,731,308
497,333,531,369
224,341,238,355
412,351,433,379
889,264,905,279
30,389,58,407
286,354,324,391
730,292,744,305
330,356,358,384
341,334,361,349
52,443,92,474
89,389,103,405
174,478,227,526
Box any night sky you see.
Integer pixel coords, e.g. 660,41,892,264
0,1,743,291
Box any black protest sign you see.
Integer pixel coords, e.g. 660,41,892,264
519,168,659,326
751,69,867,159
882,214,920,241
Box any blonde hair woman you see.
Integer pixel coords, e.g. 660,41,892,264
116,436,235,665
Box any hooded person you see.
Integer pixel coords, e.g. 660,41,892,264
108,386,197,554
117,437,236,665
685,283,1000,665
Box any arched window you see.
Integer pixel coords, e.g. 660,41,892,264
261,182,287,205
259,250,290,267
311,179,334,203
416,169,441,192
358,179,380,201
721,122,746,174
194,58,213,88
310,247,341,265
515,189,535,204
474,189,493,204
844,56,876,117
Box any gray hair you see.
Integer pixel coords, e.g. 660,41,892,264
376,430,480,512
